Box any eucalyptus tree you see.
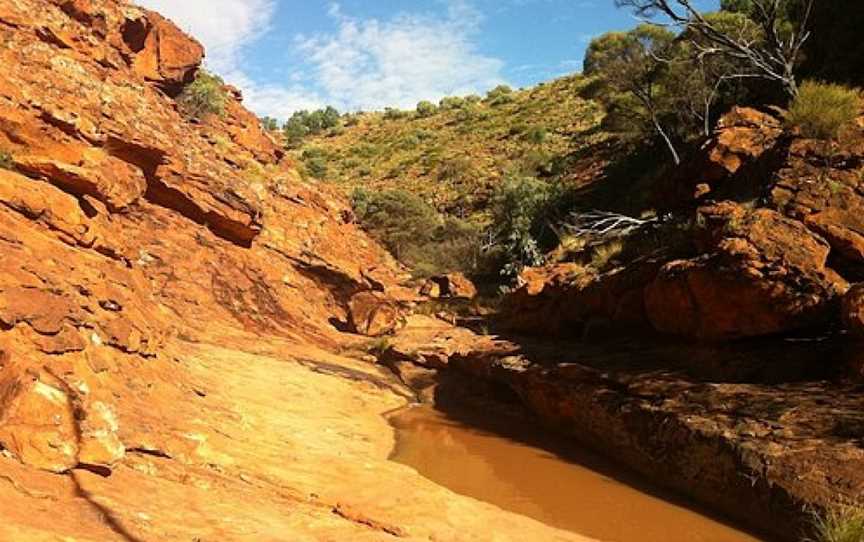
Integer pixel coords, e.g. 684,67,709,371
613,0,814,98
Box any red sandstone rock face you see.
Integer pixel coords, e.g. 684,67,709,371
645,203,847,340
705,107,784,179
0,0,408,474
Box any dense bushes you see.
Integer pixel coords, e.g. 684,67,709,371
177,70,228,120
786,81,860,140
351,188,483,278
384,107,409,120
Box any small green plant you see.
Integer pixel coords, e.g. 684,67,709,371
525,126,548,146
0,149,13,170
786,81,860,140
487,85,515,106
486,85,513,100
177,70,228,120
809,505,864,542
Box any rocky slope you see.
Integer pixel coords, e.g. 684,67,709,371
504,107,864,342
0,1,591,539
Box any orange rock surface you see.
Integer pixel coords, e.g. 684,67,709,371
0,1,590,540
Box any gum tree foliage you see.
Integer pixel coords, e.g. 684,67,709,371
586,11,766,161
667,11,762,136
613,0,815,98
584,25,683,164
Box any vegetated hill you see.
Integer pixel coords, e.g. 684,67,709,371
291,76,606,224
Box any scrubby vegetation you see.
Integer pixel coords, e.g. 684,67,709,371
351,188,483,278
786,81,860,140
177,70,228,120
290,74,602,220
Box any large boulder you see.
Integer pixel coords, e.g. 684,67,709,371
645,202,848,340
420,272,478,300
842,283,864,339
127,11,204,91
705,107,783,178
348,291,407,337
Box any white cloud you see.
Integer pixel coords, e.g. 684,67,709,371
300,3,507,111
134,1,508,119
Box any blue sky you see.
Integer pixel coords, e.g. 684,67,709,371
136,0,718,119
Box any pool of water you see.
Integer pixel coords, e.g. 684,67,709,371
389,405,766,542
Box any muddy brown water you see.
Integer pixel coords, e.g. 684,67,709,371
389,405,766,542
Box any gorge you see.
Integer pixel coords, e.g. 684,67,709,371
0,1,862,541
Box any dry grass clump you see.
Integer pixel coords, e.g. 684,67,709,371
786,81,860,141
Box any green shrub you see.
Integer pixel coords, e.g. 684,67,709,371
260,116,279,131
486,85,513,100
465,94,482,104
0,150,13,170
786,81,860,140
439,96,466,110
489,176,563,278
351,188,482,277
301,148,330,180
437,156,474,183
416,100,438,118
177,70,228,120
384,107,409,120
810,505,864,542
283,107,341,147
525,126,548,146
353,143,382,158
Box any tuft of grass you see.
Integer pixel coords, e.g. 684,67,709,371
0,149,13,170
590,240,624,271
178,70,228,120
809,505,864,542
786,81,860,141
366,337,392,357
